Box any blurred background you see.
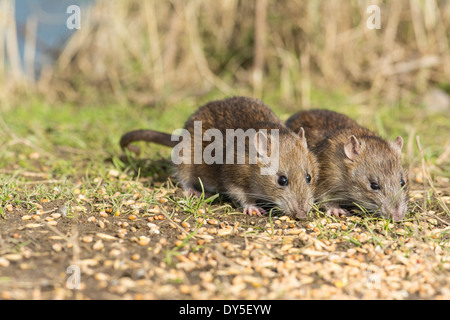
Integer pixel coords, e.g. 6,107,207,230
0,0,449,178
1,0,449,110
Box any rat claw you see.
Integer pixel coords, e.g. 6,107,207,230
243,206,266,216
326,207,351,218
183,189,203,198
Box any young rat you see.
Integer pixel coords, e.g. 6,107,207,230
286,109,409,222
120,96,318,219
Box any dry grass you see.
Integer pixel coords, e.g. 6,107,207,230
0,0,449,107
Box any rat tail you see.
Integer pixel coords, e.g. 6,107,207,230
120,129,179,155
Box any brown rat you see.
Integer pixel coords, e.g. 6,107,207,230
120,96,319,219
286,109,409,222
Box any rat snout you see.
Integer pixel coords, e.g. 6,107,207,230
294,208,308,219
280,195,313,220
292,200,312,220
381,199,407,222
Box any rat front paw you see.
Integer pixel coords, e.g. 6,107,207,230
183,188,203,198
326,207,351,218
243,206,267,217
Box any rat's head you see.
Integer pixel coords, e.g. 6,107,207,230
340,134,409,221
250,128,318,219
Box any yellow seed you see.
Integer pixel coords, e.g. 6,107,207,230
179,285,190,294
128,215,137,221
94,273,110,282
133,192,141,199
93,240,104,251
175,240,183,247
108,169,120,177
131,253,140,261
181,221,190,228
200,272,213,282
117,229,127,238
334,280,346,288
208,219,218,225
286,229,301,235
138,237,150,246
52,243,63,252
109,249,122,257
281,244,293,251
148,206,161,214
306,223,315,230
82,236,93,243
217,228,232,236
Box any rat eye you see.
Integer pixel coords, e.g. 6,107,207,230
278,175,288,187
370,182,380,190
306,173,311,184
400,179,406,188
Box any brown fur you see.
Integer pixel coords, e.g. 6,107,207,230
120,97,319,218
286,109,409,221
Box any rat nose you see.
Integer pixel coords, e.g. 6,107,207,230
293,201,311,219
391,207,406,222
383,201,406,222
295,209,307,219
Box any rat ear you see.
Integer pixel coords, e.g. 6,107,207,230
344,135,361,161
297,127,308,149
253,130,269,158
391,136,403,155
